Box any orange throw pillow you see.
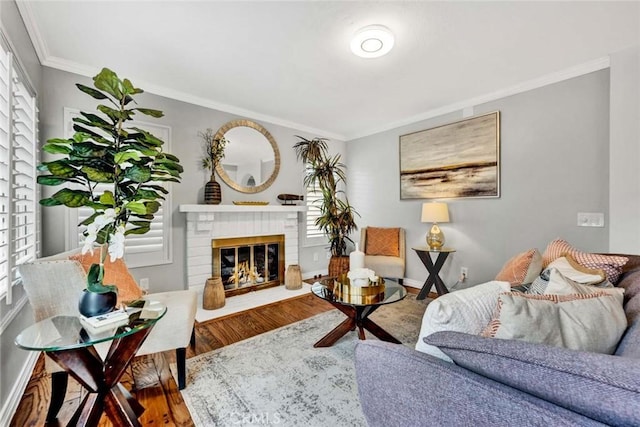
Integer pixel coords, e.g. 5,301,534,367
365,227,400,257
495,249,543,286
69,252,143,305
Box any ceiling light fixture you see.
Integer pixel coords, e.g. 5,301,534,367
350,25,394,59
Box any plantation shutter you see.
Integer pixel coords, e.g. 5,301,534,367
0,34,38,304
304,163,325,245
64,109,173,268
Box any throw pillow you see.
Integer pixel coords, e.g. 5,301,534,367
495,249,543,286
365,227,400,257
544,268,624,305
481,291,627,354
69,252,143,305
547,255,606,285
415,280,511,361
425,331,640,427
541,239,628,283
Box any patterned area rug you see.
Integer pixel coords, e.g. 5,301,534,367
175,294,429,426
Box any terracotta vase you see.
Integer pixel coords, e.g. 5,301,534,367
204,173,222,205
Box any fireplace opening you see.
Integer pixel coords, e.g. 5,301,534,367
212,234,285,296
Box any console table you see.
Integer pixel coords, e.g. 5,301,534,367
412,247,456,299
15,306,166,426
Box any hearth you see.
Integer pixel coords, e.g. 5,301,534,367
212,234,285,296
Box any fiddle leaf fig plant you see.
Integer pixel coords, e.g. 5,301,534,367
38,68,183,293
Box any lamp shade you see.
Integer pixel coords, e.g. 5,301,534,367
421,202,450,223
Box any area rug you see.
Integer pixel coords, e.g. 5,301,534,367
174,294,429,426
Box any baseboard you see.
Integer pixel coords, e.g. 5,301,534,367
0,350,39,426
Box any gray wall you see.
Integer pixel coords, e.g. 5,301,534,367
609,46,640,253
0,0,41,421
346,70,611,289
39,67,345,291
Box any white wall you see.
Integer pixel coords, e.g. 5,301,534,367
39,67,345,292
609,46,640,253
346,70,611,289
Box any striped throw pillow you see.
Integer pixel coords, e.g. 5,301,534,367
541,239,628,284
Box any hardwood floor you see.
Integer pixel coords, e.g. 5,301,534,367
10,293,334,426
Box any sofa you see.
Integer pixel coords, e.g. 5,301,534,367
354,254,640,426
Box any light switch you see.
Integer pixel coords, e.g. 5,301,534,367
577,212,605,227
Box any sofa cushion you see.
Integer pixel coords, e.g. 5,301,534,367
415,280,511,361
481,285,627,354
69,251,143,305
426,331,640,427
364,227,400,257
495,249,542,286
542,239,628,283
547,255,607,285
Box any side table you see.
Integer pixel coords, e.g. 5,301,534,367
412,247,456,300
15,306,166,426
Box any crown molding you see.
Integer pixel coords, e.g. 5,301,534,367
15,0,48,64
346,56,611,140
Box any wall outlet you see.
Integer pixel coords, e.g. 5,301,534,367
313,252,319,262
577,212,605,227
139,278,150,290
460,267,468,281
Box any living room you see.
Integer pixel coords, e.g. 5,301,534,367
1,1,639,425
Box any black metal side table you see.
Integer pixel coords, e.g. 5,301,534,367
412,247,456,300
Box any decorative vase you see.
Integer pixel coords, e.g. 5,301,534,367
78,289,117,317
285,265,303,290
204,173,222,205
203,277,225,310
328,256,350,277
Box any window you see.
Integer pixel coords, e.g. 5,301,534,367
304,166,325,246
0,34,38,304
64,108,173,268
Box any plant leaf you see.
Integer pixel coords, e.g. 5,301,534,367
48,188,91,207
42,143,72,155
81,166,113,183
76,84,108,100
124,165,151,182
135,108,163,118
93,68,123,100
126,201,147,215
99,191,115,206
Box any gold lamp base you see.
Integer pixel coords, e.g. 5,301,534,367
426,223,445,250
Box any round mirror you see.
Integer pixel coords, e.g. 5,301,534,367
214,119,281,194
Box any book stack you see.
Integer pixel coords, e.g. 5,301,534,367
79,309,130,335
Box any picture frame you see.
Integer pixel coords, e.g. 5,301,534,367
399,111,500,199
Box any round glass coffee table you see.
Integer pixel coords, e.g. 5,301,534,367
15,306,166,426
311,278,407,347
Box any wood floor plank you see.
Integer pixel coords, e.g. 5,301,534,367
10,291,335,426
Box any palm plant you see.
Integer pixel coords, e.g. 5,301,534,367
293,136,358,258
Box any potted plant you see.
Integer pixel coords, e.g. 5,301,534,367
38,68,183,316
293,136,358,276
198,128,228,204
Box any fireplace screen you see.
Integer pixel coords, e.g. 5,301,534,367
212,234,285,296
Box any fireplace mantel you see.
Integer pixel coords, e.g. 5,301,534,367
179,204,306,213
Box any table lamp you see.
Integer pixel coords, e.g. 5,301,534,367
421,202,450,249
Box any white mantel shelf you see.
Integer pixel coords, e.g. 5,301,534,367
179,204,306,213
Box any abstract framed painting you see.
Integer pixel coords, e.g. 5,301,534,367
399,111,500,199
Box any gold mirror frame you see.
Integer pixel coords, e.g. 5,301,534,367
214,119,281,194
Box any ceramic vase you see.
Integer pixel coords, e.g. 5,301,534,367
78,289,117,317
204,173,222,205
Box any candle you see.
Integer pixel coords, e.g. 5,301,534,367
350,243,365,270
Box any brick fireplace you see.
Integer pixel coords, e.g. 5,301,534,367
179,205,306,291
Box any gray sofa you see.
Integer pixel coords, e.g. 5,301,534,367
355,255,640,426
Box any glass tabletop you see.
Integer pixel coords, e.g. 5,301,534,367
311,278,407,307
15,304,166,352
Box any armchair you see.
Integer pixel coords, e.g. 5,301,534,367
18,249,197,423
360,227,405,284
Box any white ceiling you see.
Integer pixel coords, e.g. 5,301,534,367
17,1,640,140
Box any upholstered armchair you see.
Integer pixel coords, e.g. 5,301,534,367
18,249,197,422
360,227,405,284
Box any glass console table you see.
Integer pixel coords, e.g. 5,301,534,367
15,305,166,426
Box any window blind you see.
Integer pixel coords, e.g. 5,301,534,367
0,35,38,304
64,109,173,268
